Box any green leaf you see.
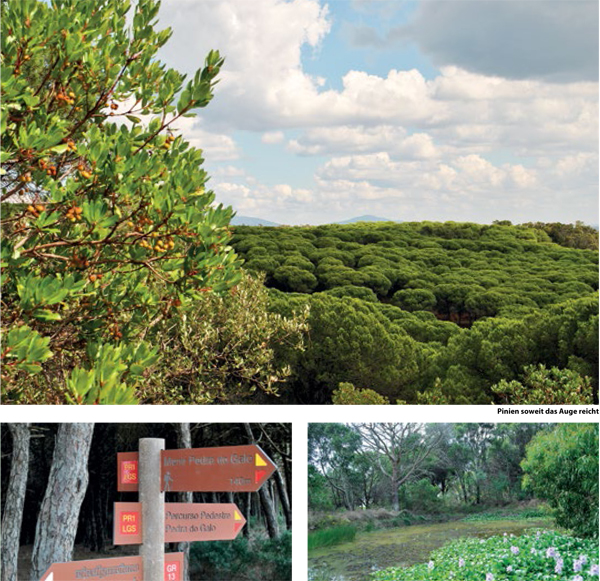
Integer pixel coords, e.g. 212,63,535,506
32,308,62,322
49,143,69,154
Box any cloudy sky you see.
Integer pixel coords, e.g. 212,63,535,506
154,0,598,225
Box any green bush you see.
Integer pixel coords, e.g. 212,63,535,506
399,479,442,513
521,424,599,539
190,532,291,581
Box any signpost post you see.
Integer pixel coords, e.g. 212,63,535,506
139,438,165,581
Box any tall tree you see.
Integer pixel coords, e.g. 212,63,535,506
355,423,442,511
1,423,31,581
308,423,362,510
244,424,279,538
29,423,94,581
522,424,599,539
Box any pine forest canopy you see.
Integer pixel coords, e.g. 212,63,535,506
232,220,598,405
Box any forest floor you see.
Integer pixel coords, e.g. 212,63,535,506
308,514,555,581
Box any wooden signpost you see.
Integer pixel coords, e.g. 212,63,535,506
117,445,277,493
114,502,247,544
40,440,276,581
40,552,184,581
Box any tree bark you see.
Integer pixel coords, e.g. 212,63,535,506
175,423,193,581
29,423,94,581
242,493,251,538
1,424,31,581
273,469,291,530
243,423,279,539
258,485,279,539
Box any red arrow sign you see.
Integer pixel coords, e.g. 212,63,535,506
114,502,247,545
40,552,183,581
117,445,276,492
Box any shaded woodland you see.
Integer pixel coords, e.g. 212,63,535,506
308,423,598,538
1,423,291,581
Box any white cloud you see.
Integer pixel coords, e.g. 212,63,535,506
214,179,314,218
152,0,597,224
157,1,597,152
212,165,247,178
403,0,599,83
261,131,285,144
171,116,240,161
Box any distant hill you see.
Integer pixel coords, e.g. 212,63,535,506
231,215,280,227
230,214,397,226
336,215,394,224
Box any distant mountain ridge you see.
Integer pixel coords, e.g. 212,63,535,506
231,214,396,226
230,215,280,227
336,215,395,224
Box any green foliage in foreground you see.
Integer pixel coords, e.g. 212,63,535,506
190,531,291,580
1,0,240,404
308,526,357,551
141,272,308,404
522,424,599,539
332,382,390,404
372,530,599,581
492,364,595,404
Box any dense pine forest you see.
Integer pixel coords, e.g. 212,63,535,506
231,220,598,405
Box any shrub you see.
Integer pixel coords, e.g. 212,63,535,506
521,424,599,539
1,0,240,404
491,365,595,405
143,272,308,403
332,382,390,405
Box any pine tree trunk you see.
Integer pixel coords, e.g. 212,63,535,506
243,423,279,539
176,423,193,581
259,485,280,539
29,423,94,581
1,423,31,581
242,493,251,538
273,469,291,530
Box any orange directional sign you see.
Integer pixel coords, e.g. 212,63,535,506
40,552,183,581
114,502,247,545
117,451,139,492
117,445,276,492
